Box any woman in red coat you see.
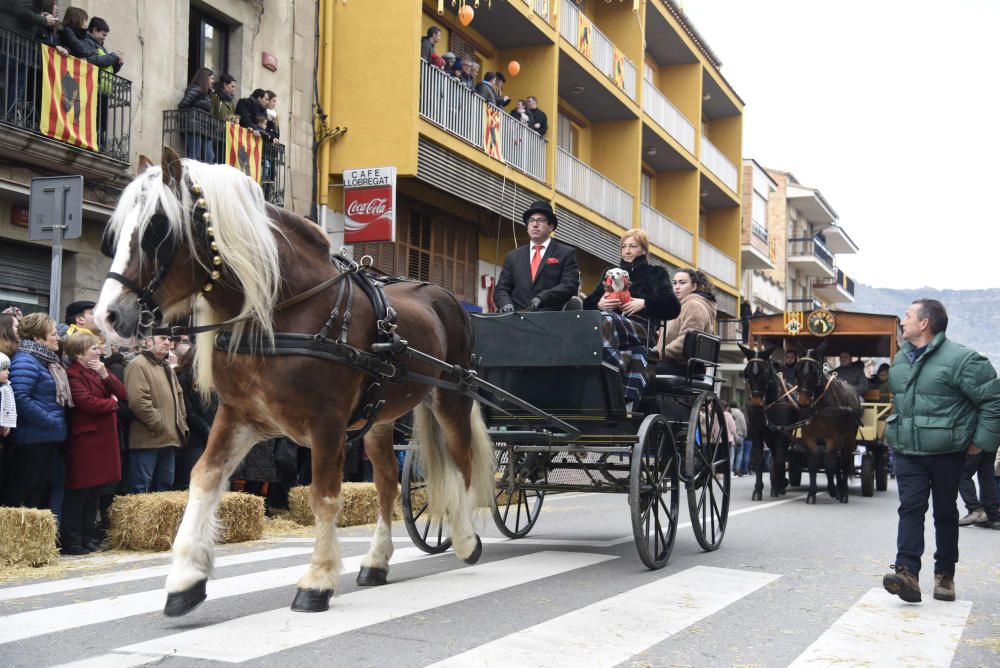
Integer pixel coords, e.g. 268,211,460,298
62,333,127,554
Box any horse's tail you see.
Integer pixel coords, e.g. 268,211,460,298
413,400,495,518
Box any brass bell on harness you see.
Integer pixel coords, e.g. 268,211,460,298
191,183,203,195
210,241,218,252
212,255,223,266
210,270,221,280
202,282,214,292
206,226,215,236
195,198,207,210
202,212,212,224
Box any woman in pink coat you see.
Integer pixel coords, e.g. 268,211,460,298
62,333,126,554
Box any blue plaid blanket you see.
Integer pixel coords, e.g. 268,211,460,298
600,312,649,402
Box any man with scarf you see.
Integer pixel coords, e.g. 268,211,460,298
4,313,70,508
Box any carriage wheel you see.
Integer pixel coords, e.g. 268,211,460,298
401,449,452,554
629,415,680,570
875,446,889,492
491,445,544,538
860,453,875,497
686,392,730,552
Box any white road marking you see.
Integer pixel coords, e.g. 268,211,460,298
112,551,616,663
0,547,314,602
789,587,973,668
0,547,437,645
429,565,779,668
54,652,165,668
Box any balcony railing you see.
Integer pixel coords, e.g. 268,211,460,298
162,109,286,206
815,268,856,297
641,85,695,153
716,319,743,344
751,220,768,243
787,237,834,269
701,136,738,192
532,0,549,20
556,148,633,227
0,28,131,163
787,297,823,312
698,238,737,286
640,204,692,262
419,59,546,182
559,0,637,100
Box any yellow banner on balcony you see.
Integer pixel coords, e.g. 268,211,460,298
224,121,262,182
39,45,98,152
613,47,625,89
577,13,593,59
483,103,503,161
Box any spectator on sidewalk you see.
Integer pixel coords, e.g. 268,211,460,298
178,67,216,163
64,300,97,337
420,26,441,62
730,403,748,475
124,334,188,493
957,444,1000,529
527,95,547,136
62,333,126,554
0,313,18,357
0,351,16,501
173,345,217,491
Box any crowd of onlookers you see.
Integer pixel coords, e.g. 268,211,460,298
421,26,548,137
0,302,384,557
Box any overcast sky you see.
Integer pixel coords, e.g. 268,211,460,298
682,0,1000,290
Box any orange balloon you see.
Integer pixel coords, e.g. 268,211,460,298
459,5,474,25
507,60,520,76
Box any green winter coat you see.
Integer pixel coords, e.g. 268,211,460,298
885,332,1000,456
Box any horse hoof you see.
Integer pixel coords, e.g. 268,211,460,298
752,490,762,501
356,566,388,587
291,588,333,613
778,487,787,496
463,535,483,565
164,579,207,617
806,494,817,505
840,496,849,504
770,489,779,498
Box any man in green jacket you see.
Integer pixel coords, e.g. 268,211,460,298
882,299,1000,603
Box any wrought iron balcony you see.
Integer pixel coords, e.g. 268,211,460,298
0,27,131,165
786,297,823,312
813,268,856,303
161,108,286,207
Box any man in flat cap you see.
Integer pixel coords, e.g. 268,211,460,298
65,300,97,337
494,200,579,313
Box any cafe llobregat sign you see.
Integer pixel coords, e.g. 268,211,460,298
343,166,396,243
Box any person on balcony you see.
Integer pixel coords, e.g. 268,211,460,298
1,0,57,117
235,88,268,131
82,17,123,152
420,26,441,62
33,1,68,55
474,71,497,106
493,72,511,108
264,90,280,142
57,7,90,59
526,96,547,136
211,73,238,125
178,67,216,163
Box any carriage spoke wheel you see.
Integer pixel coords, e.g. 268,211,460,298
401,450,452,554
686,393,731,552
491,446,544,539
629,415,679,570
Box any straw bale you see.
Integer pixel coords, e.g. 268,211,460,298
0,507,58,567
108,491,264,551
287,483,403,527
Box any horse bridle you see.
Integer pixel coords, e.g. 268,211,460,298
796,355,837,408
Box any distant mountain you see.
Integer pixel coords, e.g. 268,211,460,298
845,284,1000,365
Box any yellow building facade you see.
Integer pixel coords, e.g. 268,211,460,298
317,0,743,315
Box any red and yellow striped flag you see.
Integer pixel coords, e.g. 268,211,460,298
613,47,625,90
483,103,503,161
577,13,593,60
39,46,98,151
224,122,262,182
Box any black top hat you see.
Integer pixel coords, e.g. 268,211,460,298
65,300,96,325
522,200,558,229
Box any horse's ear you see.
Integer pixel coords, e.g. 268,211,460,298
137,154,154,175
161,145,184,189
737,342,754,360
814,338,829,357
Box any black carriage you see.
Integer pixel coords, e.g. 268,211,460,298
400,310,731,569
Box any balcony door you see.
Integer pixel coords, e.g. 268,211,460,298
188,7,230,81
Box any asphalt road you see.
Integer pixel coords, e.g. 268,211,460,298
1,476,998,667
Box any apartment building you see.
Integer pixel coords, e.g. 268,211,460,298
0,0,316,317
318,0,744,315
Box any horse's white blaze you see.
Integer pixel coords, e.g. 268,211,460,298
360,516,394,570
93,212,139,344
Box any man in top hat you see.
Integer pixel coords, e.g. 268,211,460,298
65,300,97,337
494,201,579,313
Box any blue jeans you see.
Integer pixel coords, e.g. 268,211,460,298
740,438,752,473
731,441,743,474
894,451,965,576
129,447,176,493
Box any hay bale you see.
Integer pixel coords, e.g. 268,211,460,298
287,483,402,527
0,507,58,567
108,491,264,551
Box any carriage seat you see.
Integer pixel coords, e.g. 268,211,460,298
652,330,721,395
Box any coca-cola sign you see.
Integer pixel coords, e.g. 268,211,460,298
343,166,396,243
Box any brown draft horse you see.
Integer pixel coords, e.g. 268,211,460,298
737,344,791,501
793,341,862,504
94,148,494,614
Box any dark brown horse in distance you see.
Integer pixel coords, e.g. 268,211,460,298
94,148,494,614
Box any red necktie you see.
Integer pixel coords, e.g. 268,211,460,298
530,244,544,281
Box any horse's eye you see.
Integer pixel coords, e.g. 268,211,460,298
141,213,173,257
100,233,115,259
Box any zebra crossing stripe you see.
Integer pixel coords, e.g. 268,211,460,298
428,565,780,668
789,588,972,667
112,551,616,663
0,547,314,603
0,547,437,645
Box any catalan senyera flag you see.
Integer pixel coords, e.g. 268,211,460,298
39,46,98,151
224,121,262,182
483,103,503,161
577,13,593,60
613,47,625,89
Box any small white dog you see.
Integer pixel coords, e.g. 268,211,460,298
603,267,632,304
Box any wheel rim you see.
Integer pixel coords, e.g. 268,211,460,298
492,446,544,538
686,393,730,551
401,451,452,553
630,415,679,569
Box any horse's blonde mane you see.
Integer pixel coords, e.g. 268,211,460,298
106,160,282,397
